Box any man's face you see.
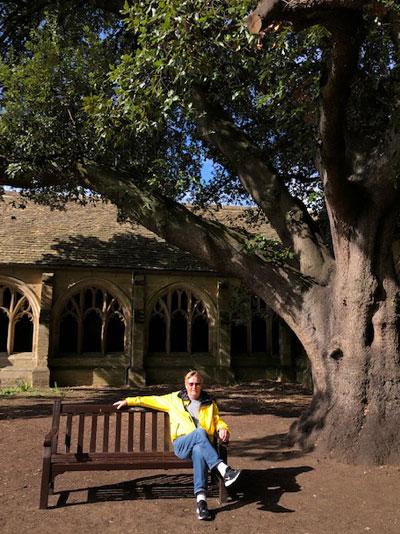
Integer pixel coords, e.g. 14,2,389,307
185,374,203,399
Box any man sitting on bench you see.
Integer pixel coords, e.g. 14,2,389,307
114,369,241,520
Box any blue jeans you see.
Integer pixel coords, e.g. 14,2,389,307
173,427,221,494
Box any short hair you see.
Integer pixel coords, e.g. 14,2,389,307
184,369,203,383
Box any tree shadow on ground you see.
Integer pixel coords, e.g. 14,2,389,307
49,466,313,514
228,433,307,461
0,400,55,420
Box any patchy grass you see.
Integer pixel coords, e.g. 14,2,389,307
0,381,70,397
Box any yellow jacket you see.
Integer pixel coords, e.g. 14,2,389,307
126,389,229,443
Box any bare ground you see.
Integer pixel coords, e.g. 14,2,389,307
0,380,399,534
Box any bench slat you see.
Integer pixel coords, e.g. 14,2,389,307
77,414,85,454
53,451,182,460
128,412,134,452
152,412,157,452
65,413,72,453
51,457,193,474
90,414,98,453
139,412,146,451
164,412,170,451
50,450,193,474
115,411,122,452
103,413,109,453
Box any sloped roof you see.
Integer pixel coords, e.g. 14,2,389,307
0,193,276,271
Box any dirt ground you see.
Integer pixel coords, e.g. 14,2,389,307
1,380,399,534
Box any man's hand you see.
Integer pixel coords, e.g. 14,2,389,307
113,399,127,410
218,428,230,443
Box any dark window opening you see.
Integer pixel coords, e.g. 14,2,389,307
181,291,187,311
13,315,33,352
84,289,92,311
105,315,125,352
192,315,209,352
171,291,179,312
2,288,12,309
148,315,166,352
291,330,304,358
59,315,79,353
251,316,267,352
171,312,187,352
95,289,103,310
231,323,247,353
272,315,280,355
0,310,9,352
82,311,102,352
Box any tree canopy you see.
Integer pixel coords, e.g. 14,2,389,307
2,0,395,208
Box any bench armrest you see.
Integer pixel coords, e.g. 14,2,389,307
44,427,59,447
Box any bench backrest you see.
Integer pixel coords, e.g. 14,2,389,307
51,400,172,455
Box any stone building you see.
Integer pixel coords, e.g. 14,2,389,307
0,193,306,387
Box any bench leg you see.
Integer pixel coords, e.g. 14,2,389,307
39,457,51,509
210,467,228,504
218,477,228,504
216,442,228,503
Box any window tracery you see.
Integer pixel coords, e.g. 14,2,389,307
57,287,126,355
148,288,209,354
231,295,278,355
0,284,34,354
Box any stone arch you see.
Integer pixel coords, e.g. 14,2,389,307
146,282,216,355
52,278,131,355
0,275,40,355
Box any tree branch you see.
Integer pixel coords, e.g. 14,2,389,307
368,108,400,198
84,166,315,323
247,0,383,34
249,0,365,220
318,12,363,194
0,163,312,323
191,85,334,282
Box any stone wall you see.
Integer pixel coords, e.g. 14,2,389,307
0,266,301,387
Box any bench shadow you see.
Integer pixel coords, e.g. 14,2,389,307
50,466,312,513
50,473,209,508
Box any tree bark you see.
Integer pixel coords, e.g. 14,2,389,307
287,195,400,463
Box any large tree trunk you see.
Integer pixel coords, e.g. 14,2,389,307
289,207,400,464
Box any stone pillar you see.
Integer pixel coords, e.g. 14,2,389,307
216,280,234,383
32,272,54,387
278,320,295,382
128,273,146,386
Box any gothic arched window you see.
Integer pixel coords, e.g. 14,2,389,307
231,295,278,355
148,288,209,354
0,284,34,354
58,287,126,355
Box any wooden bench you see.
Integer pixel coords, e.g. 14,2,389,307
40,400,228,509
